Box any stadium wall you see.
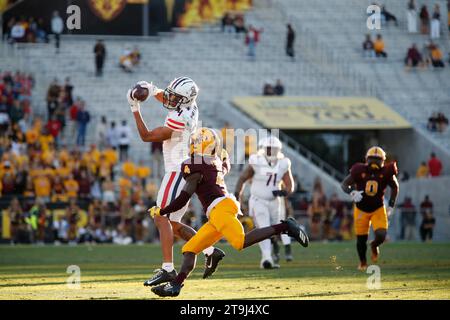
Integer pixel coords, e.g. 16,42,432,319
379,129,450,177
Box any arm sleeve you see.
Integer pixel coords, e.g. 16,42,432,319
164,114,186,132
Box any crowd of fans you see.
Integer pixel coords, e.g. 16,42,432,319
262,79,285,96
363,2,448,70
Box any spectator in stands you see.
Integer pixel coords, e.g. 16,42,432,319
107,121,120,150
120,48,134,73
399,197,417,240
222,12,235,33
46,114,62,146
76,102,90,146
245,25,262,59
430,44,445,68
130,46,141,66
263,82,275,95
427,112,438,131
10,19,26,43
234,13,246,34
407,0,418,33
329,193,346,240
274,79,285,96
118,120,132,162
430,4,441,39
374,34,387,58
35,18,48,43
362,34,375,58
420,210,435,242
419,5,430,34
64,77,74,107
428,152,442,177
8,197,25,244
436,112,448,132
404,43,422,70
381,5,398,26
421,41,432,68
420,195,433,213
94,40,106,77
46,78,60,120
416,161,429,178
69,97,81,141
96,115,108,149
286,24,295,60
51,11,64,53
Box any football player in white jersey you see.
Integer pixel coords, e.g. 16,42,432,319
127,77,225,286
234,136,295,269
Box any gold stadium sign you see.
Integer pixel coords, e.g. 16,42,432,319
88,0,127,21
232,96,411,130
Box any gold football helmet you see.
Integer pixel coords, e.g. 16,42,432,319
365,146,386,170
190,127,221,157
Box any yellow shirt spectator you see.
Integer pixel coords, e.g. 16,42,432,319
374,39,385,53
25,129,39,145
122,161,136,178
431,47,443,60
103,148,118,166
56,166,71,178
34,175,51,197
137,165,151,179
59,149,70,163
64,179,79,198
416,163,429,178
98,161,111,179
119,177,132,198
39,134,54,152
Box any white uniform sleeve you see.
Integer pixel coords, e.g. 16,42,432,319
248,154,258,168
164,112,187,132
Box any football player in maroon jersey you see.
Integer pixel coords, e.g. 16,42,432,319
341,146,399,270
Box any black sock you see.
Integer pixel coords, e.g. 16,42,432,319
173,272,187,285
357,235,368,263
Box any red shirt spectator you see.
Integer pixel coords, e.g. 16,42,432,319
428,153,443,176
69,102,79,121
47,118,62,138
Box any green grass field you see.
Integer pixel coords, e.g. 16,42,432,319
1,242,450,300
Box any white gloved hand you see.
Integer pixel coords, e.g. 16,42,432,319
127,89,140,112
136,81,159,100
350,190,364,203
386,206,394,218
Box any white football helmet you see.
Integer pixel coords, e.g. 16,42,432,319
259,136,283,162
163,77,199,110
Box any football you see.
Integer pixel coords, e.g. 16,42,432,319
132,84,149,102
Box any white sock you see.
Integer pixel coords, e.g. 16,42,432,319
281,234,291,245
259,239,272,261
202,246,215,256
161,262,174,272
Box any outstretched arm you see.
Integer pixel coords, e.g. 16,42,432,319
234,165,254,201
159,172,203,216
132,110,174,142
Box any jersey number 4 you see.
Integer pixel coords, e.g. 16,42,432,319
266,173,277,186
365,180,379,196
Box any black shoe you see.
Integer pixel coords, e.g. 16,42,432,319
203,248,225,279
144,269,177,287
151,282,183,297
261,260,280,269
282,218,309,247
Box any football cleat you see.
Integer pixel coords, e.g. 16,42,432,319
370,241,380,263
357,262,368,271
203,248,226,279
261,260,280,269
143,268,177,287
151,282,183,297
282,217,309,247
